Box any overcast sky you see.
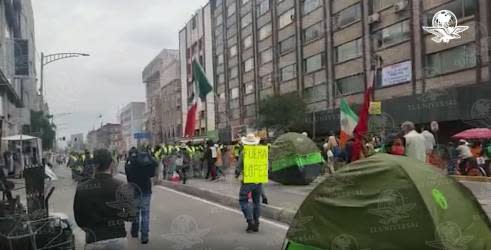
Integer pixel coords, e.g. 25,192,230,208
32,0,207,142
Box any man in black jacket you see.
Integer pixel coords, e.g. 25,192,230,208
125,147,157,244
74,149,133,249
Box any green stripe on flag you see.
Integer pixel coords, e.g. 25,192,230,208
340,99,358,122
192,60,213,101
272,152,324,172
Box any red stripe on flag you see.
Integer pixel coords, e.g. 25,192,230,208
184,103,198,138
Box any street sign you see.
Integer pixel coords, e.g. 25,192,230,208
134,132,151,139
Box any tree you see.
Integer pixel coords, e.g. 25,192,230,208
30,111,56,150
257,93,308,133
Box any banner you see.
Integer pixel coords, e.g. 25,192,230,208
243,145,269,184
369,101,382,115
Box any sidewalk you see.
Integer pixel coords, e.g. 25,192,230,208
159,168,325,225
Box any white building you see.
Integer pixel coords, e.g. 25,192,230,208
120,102,145,150
178,2,215,138
69,133,84,151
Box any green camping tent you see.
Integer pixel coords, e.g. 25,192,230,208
270,133,323,185
283,153,491,250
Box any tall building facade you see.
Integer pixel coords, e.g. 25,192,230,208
179,3,216,138
142,49,179,144
211,0,491,141
159,56,182,143
0,0,39,143
120,102,145,150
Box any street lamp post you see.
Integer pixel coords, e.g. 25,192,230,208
40,52,90,107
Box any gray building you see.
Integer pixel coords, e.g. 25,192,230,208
0,0,39,142
120,102,146,150
142,49,180,144
69,133,84,151
211,0,491,141
159,55,182,143
179,3,216,138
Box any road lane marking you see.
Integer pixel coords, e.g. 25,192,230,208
155,185,290,231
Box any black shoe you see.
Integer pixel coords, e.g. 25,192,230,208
131,232,138,238
246,222,255,233
262,198,268,205
253,223,259,232
141,236,149,244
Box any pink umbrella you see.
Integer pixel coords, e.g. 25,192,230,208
451,128,491,139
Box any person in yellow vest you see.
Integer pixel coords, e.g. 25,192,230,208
235,133,265,233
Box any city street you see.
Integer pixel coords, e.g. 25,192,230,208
46,164,288,250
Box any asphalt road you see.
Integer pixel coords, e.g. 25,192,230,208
46,165,288,250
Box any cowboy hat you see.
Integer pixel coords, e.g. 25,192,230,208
241,133,260,145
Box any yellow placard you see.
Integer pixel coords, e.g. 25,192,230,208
243,145,269,184
369,101,382,115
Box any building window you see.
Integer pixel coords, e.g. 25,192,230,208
216,15,223,26
245,104,256,117
373,20,410,49
227,2,236,17
425,0,476,25
335,38,362,63
260,48,273,64
426,44,476,77
192,16,197,29
336,74,364,96
229,45,237,57
257,0,270,16
242,0,250,5
260,74,272,89
333,3,361,29
241,13,252,28
372,0,397,11
244,82,255,94
229,66,239,79
280,36,295,54
227,25,237,37
258,23,272,40
279,9,295,29
303,0,321,15
304,54,324,73
303,22,322,43
217,73,225,83
243,35,253,50
216,54,224,65
243,58,254,72
304,84,327,103
281,64,297,81
230,87,239,99
215,0,223,7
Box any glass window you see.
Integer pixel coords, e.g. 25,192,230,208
280,36,295,54
304,84,327,103
373,20,410,49
303,22,322,43
333,3,361,29
281,64,297,81
279,9,295,29
426,44,476,77
260,48,273,64
372,0,396,11
258,23,272,40
304,54,324,73
230,87,239,99
215,0,223,7
242,0,250,5
229,66,239,79
227,2,236,17
335,38,362,63
260,74,272,89
241,13,252,28
257,0,270,16
216,15,223,25
244,82,255,94
245,104,256,117
303,0,321,15
243,35,253,50
243,58,254,72
336,74,365,95
229,45,237,57
216,54,224,65
217,73,225,83
425,0,476,25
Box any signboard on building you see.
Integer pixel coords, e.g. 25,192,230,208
382,61,411,87
369,101,382,115
134,132,151,139
14,39,29,76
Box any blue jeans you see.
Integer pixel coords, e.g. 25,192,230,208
239,183,262,224
131,194,151,237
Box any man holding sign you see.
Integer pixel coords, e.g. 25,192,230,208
235,133,269,233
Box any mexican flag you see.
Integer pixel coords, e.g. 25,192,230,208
339,99,358,146
184,60,213,137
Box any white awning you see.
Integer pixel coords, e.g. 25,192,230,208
2,134,39,141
